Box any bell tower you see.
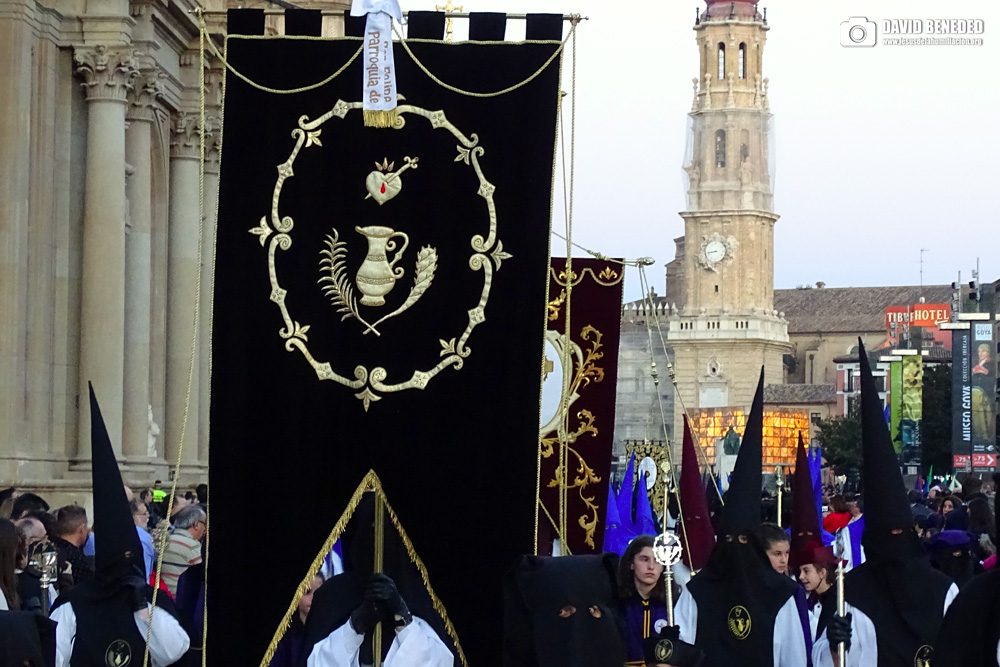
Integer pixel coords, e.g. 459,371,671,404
666,0,791,431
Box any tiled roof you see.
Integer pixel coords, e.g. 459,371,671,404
774,284,954,334
763,383,837,405
832,344,953,364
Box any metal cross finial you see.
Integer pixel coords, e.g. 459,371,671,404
434,0,465,42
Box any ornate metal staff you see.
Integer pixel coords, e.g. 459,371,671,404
834,530,847,667
652,532,683,626
774,465,786,527
35,550,57,616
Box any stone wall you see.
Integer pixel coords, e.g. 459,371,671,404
0,0,347,503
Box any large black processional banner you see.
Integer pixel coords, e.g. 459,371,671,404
209,10,564,667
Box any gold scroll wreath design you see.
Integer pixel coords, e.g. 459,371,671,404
540,324,606,548
249,100,512,411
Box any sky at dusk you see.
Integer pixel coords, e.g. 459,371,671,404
431,0,1000,301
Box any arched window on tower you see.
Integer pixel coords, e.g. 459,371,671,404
739,43,747,79
717,43,726,79
715,130,727,168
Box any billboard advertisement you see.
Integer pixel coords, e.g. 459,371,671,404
900,355,923,463
951,328,971,471
970,322,996,472
890,360,902,453
885,303,952,348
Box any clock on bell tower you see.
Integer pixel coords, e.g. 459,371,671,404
665,0,791,431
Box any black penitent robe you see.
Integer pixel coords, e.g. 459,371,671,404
932,569,1000,667
51,585,184,667
0,610,56,667
830,560,953,667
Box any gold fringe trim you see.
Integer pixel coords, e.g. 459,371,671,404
363,109,399,128
258,470,469,667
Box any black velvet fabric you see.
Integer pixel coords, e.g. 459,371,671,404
525,14,564,41
284,9,322,37
407,11,445,40
227,8,264,36
210,26,562,667
343,10,366,37
469,12,506,41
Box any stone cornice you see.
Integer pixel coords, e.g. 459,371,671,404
74,44,140,103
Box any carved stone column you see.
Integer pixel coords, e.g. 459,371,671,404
197,68,223,470
165,112,206,469
74,45,138,459
123,71,162,463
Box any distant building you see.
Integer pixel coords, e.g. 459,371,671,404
774,283,954,386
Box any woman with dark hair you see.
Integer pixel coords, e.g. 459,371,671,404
618,535,669,666
0,518,21,610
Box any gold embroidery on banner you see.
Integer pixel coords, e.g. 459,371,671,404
914,645,933,667
549,264,624,287
547,290,566,321
259,470,469,667
252,102,506,410
539,325,606,547
365,156,419,205
598,266,619,281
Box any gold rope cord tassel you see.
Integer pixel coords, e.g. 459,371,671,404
364,109,399,128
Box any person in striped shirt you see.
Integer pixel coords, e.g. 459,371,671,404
161,505,205,596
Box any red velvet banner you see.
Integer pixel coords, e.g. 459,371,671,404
537,257,625,554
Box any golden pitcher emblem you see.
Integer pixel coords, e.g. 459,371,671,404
105,639,132,667
354,225,409,307
727,605,751,640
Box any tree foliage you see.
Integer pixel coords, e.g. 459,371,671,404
921,364,953,474
815,399,863,471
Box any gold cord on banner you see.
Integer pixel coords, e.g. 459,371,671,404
636,265,725,504
196,9,575,99
373,495,385,667
143,10,210,667
636,266,692,563
199,14,362,95
548,17,579,555
258,471,469,667
393,23,576,98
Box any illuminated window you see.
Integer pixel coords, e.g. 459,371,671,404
718,43,726,79
739,43,747,79
690,407,808,468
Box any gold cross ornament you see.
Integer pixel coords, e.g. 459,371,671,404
434,0,464,42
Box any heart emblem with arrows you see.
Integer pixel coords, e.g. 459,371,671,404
364,156,419,205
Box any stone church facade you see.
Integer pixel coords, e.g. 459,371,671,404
0,0,347,503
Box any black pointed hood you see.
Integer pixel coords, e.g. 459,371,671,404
717,368,765,536
685,368,797,666
856,340,923,561
89,383,145,586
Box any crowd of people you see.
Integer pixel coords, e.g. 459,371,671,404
3,352,1000,667
0,483,208,614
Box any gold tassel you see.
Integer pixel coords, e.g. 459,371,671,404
363,109,399,128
